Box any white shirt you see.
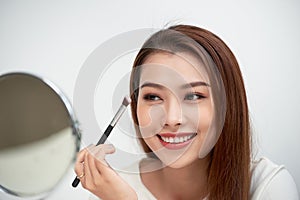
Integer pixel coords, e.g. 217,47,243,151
250,157,299,199
90,157,299,199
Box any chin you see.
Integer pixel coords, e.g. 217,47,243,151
166,161,187,169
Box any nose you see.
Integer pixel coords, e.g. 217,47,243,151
163,98,182,129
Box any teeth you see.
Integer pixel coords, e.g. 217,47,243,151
160,134,195,144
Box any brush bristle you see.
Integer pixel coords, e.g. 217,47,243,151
122,95,131,106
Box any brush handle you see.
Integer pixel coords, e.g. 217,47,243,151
72,177,80,187
96,125,113,145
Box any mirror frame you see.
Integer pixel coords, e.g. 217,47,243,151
0,71,81,199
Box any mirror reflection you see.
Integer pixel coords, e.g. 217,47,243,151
0,72,80,198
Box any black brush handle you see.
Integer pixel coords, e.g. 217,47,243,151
96,125,113,145
72,177,80,187
71,124,114,188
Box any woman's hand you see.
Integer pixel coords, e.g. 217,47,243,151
74,144,137,200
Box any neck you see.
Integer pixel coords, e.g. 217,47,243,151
160,155,211,199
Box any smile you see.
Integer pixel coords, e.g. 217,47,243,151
157,133,197,150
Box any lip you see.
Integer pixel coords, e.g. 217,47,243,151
157,132,197,150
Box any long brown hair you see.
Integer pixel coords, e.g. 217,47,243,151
130,25,251,200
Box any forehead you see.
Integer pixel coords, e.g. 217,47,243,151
139,53,209,86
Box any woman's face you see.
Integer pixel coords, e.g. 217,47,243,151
136,52,215,168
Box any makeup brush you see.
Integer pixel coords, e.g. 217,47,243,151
72,95,131,188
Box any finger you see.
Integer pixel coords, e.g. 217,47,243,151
74,144,93,175
74,162,85,179
94,144,116,173
83,145,95,183
86,144,101,181
97,144,115,156
94,144,115,162
88,146,102,182
80,161,86,186
76,144,93,164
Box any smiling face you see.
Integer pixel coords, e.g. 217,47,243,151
136,52,216,168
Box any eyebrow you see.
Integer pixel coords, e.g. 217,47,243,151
140,82,165,89
181,81,210,89
140,81,210,89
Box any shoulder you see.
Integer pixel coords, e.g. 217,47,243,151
250,157,299,200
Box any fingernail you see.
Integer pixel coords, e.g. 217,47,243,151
106,144,115,151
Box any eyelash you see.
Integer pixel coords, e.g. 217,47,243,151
184,93,206,101
143,94,162,101
142,93,206,102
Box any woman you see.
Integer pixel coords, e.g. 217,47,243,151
75,25,299,200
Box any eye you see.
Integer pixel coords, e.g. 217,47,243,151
184,93,205,101
143,94,162,101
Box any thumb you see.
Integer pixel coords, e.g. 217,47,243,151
91,144,115,165
101,144,116,154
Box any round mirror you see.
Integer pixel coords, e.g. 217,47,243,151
0,72,80,199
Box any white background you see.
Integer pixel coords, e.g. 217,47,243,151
0,0,299,199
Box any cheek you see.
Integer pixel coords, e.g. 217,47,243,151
137,103,166,137
198,105,214,131
198,103,219,158
183,102,213,132
136,103,150,127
